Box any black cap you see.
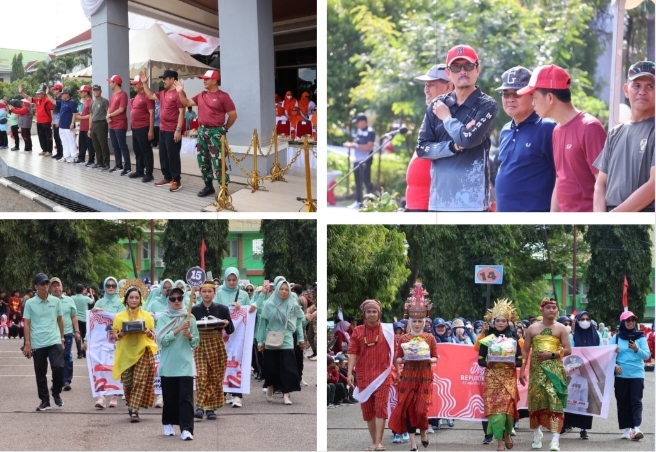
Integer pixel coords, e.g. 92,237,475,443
159,69,179,80
168,287,185,298
62,88,72,95
352,112,367,123
92,85,101,91
33,273,49,286
496,66,532,91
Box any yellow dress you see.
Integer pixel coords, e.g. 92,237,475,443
112,309,157,380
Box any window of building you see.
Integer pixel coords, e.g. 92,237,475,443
252,239,264,259
142,241,150,260
122,243,131,260
228,239,239,258
156,242,164,259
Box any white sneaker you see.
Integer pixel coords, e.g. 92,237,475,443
621,428,632,439
532,429,543,449
154,394,163,408
300,379,308,386
328,403,336,409
95,396,106,409
232,396,242,407
225,394,233,404
347,201,361,209
631,427,644,440
426,425,434,434
549,439,560,451
180,430,193,441
511,429,517,436
163,425,175,436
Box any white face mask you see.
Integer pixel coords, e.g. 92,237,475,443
565,325,572,333
579,320,591,330
286,95,292,99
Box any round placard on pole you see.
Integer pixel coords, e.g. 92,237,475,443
186,266,206,287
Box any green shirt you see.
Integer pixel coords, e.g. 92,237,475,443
145,297,168,314
214,288,251,307
257,298,304,350
95,295,125,313
8,112,18,127
59,295,78,335
71,294,93,319
155,315,199,377
23,294,63,349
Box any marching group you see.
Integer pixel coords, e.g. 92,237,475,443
347,44,654,212
14,268,317,441
330,284,655,451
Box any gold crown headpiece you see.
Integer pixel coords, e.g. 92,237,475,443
484,298,519,323
119,278,150,302
404,281,432,319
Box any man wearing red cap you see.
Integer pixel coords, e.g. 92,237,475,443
128,75,156,182
18,84,53,156
517,64,607,212
593,61,655,212
347,299,394,452
174,70,237,197
73,85,95,166
416,45,498,212
106,75,131,176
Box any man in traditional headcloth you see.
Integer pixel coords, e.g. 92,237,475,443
347,299,394,451
519,298,571,451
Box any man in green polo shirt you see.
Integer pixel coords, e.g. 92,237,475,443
50,278,81,392
71,284,93,359
23,273,65,411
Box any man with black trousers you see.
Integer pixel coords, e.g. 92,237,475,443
49,83,64,160
128,75,155,182
18,85,52,155
343,113,376,209
22,273,65,411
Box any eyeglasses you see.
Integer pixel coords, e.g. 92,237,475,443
502,92,521,99
105,284,117,288
246,289,254,293
169,296,184,302
448,62,478,73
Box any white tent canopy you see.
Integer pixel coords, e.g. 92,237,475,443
63,24,213,81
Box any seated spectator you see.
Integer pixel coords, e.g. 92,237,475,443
327,355,348,407
0,314,8,338
8,314,23,339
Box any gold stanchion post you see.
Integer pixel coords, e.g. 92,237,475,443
270,125,286,182
248,128,267,193
213,134,236,211
302,136,316,212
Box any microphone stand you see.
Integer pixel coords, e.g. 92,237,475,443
332,132,397,189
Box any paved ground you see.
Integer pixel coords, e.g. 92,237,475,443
328,371,654,451
0,168,50,212
0,338,316,451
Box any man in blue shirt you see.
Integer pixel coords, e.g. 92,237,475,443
494,66,557,211
343,113,376,209
48,88,79,163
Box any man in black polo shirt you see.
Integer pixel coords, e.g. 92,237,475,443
343,113,376,209
416,45,498,211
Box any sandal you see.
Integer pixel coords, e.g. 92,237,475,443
421,439,429,448
374,447,386,451
411,448,418,451
130,410,140,423
504,432,513,450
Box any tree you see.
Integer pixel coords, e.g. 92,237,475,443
11,52,24,81
583,225,653,326
260,220,317,286
161,220,229,281
327,224,409,318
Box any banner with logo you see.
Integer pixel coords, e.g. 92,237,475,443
222,307,256,394
432,343,617,420
86,311,124,397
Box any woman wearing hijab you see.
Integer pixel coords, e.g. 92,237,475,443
478,300,523,451
145,279,174,314
613,311,650,441
597,323,610,340
331,320,351,355
297,91,315,118
215,267,254,408
112,280,157,423
388,284,438,451
562,311,599,440
90,276,125,409
156,287,199,440
257,279,304,405
282,90,298,117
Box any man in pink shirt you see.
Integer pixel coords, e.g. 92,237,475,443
73,85,95,166
128,75,156,182
518,65,607,212
106,75,130,175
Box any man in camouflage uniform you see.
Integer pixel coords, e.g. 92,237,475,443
174,70,238,197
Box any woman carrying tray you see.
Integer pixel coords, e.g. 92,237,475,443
388,282,438,451
112,279,157,423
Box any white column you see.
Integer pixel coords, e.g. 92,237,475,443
90,0,130,97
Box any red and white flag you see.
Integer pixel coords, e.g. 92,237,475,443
200,237,207,270
622,275,629,312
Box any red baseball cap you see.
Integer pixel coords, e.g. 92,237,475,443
517,64,571,95
199,70,220,81
78,85,91,93
446,45,479,66
52,83,63,91
130,75,144,85
107,75,123,84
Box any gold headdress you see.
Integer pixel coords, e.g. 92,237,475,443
484,298,519,323
404,281,432,319
119,278,150,304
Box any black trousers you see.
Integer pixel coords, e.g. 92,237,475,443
52,124,63,158
0,131,7,147
10,125,19,148
293,332,304,379
161,376,194,433
152,126,159,146
90,121,110,166
132,126,154,174
354,158,374,203
9,325,23,338
75,320,86,357
77,131,95,163
615,377,644,429
159,130,182,182
32,343,64,402
252,339,262,375
36,123,52,153
21,128,32,151
263,349,301,394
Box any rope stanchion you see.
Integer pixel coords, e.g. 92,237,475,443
213,134,236,211
247,128,267,193
269,125,286,182
297,136,317,212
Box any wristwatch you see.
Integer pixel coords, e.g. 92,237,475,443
551,352,556,359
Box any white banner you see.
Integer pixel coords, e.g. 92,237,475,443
222,307,256,394
86,311,123,396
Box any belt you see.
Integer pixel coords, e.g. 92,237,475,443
199,124,226,129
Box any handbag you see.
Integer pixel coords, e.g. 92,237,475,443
266,301,290,349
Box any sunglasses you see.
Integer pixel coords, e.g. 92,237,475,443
169,296,184,302
448,62,478,73
105,284,117,288
502,92,521,99
246,289,254,292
